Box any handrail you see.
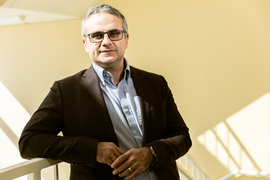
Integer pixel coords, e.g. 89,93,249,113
0,155,212,180
177,163,196,180
218,170,270,180
177,154,213,180
0,158,61,180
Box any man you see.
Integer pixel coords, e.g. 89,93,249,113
19,4,192,180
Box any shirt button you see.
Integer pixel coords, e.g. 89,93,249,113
134,130,137,133
125,109,129,112
106,74,109,77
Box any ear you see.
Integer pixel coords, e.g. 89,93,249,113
82,38,89,53
125,34,129,49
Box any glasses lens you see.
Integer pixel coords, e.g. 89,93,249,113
90,32,104,42
108,30,122,41
88,30,124,43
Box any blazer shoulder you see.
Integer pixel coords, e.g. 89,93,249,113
56,69,87,84
130,66,167,85
130,66,164,79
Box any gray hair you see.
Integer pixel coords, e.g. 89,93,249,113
81,4,128,40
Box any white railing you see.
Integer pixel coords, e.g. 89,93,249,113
0,154,211,180
177,154,213,180
0,158,61,180
218,170,270,180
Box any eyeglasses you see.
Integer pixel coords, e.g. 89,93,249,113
86,29,125,43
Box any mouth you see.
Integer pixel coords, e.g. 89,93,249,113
99,49,115,53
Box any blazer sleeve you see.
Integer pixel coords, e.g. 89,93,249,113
144,75,192,170
18,81,99,168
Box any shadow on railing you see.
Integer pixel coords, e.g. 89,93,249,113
0,158,61,180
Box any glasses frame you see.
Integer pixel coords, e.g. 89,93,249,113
86,29,125,43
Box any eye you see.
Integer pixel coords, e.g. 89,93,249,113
109,30,121,38
90,32,103,40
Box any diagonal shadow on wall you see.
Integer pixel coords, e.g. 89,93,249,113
197,93,270,175
0,117,18,148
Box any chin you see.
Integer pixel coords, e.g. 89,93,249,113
101,59,116,64
102,56,121,63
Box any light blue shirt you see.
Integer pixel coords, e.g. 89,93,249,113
92,59,158,180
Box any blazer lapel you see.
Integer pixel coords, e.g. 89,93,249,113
130,67,151,145
81,66,118,144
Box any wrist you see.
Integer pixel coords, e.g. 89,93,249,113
149,146,158,167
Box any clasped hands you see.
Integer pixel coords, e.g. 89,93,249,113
96,142,154,180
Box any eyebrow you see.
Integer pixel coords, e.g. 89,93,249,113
88,29,120,35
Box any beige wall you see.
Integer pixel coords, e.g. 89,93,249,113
0,19,90,113
1,0,270,179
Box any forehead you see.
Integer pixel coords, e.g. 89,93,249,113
85,13,123,33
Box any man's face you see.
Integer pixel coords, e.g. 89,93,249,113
83,13,129,70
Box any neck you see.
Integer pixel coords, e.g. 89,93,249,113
93,58,126,86
107,67,124,85
104,60,126,86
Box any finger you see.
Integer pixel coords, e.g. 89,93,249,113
118,167,135,178
111,153,128,169
114,147,124,158
117,146,125,154
112,161,129,175
110,154,119,163
115,147,125,156
108,145,124,163
96,142,124,165
108,150,123,165
106,158,114,166
125,168,140,180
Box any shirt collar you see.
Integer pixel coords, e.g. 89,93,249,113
92,58,131,85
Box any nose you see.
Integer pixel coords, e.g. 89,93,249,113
101,34,112,45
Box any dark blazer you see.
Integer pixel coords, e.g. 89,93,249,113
19,65,192,180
